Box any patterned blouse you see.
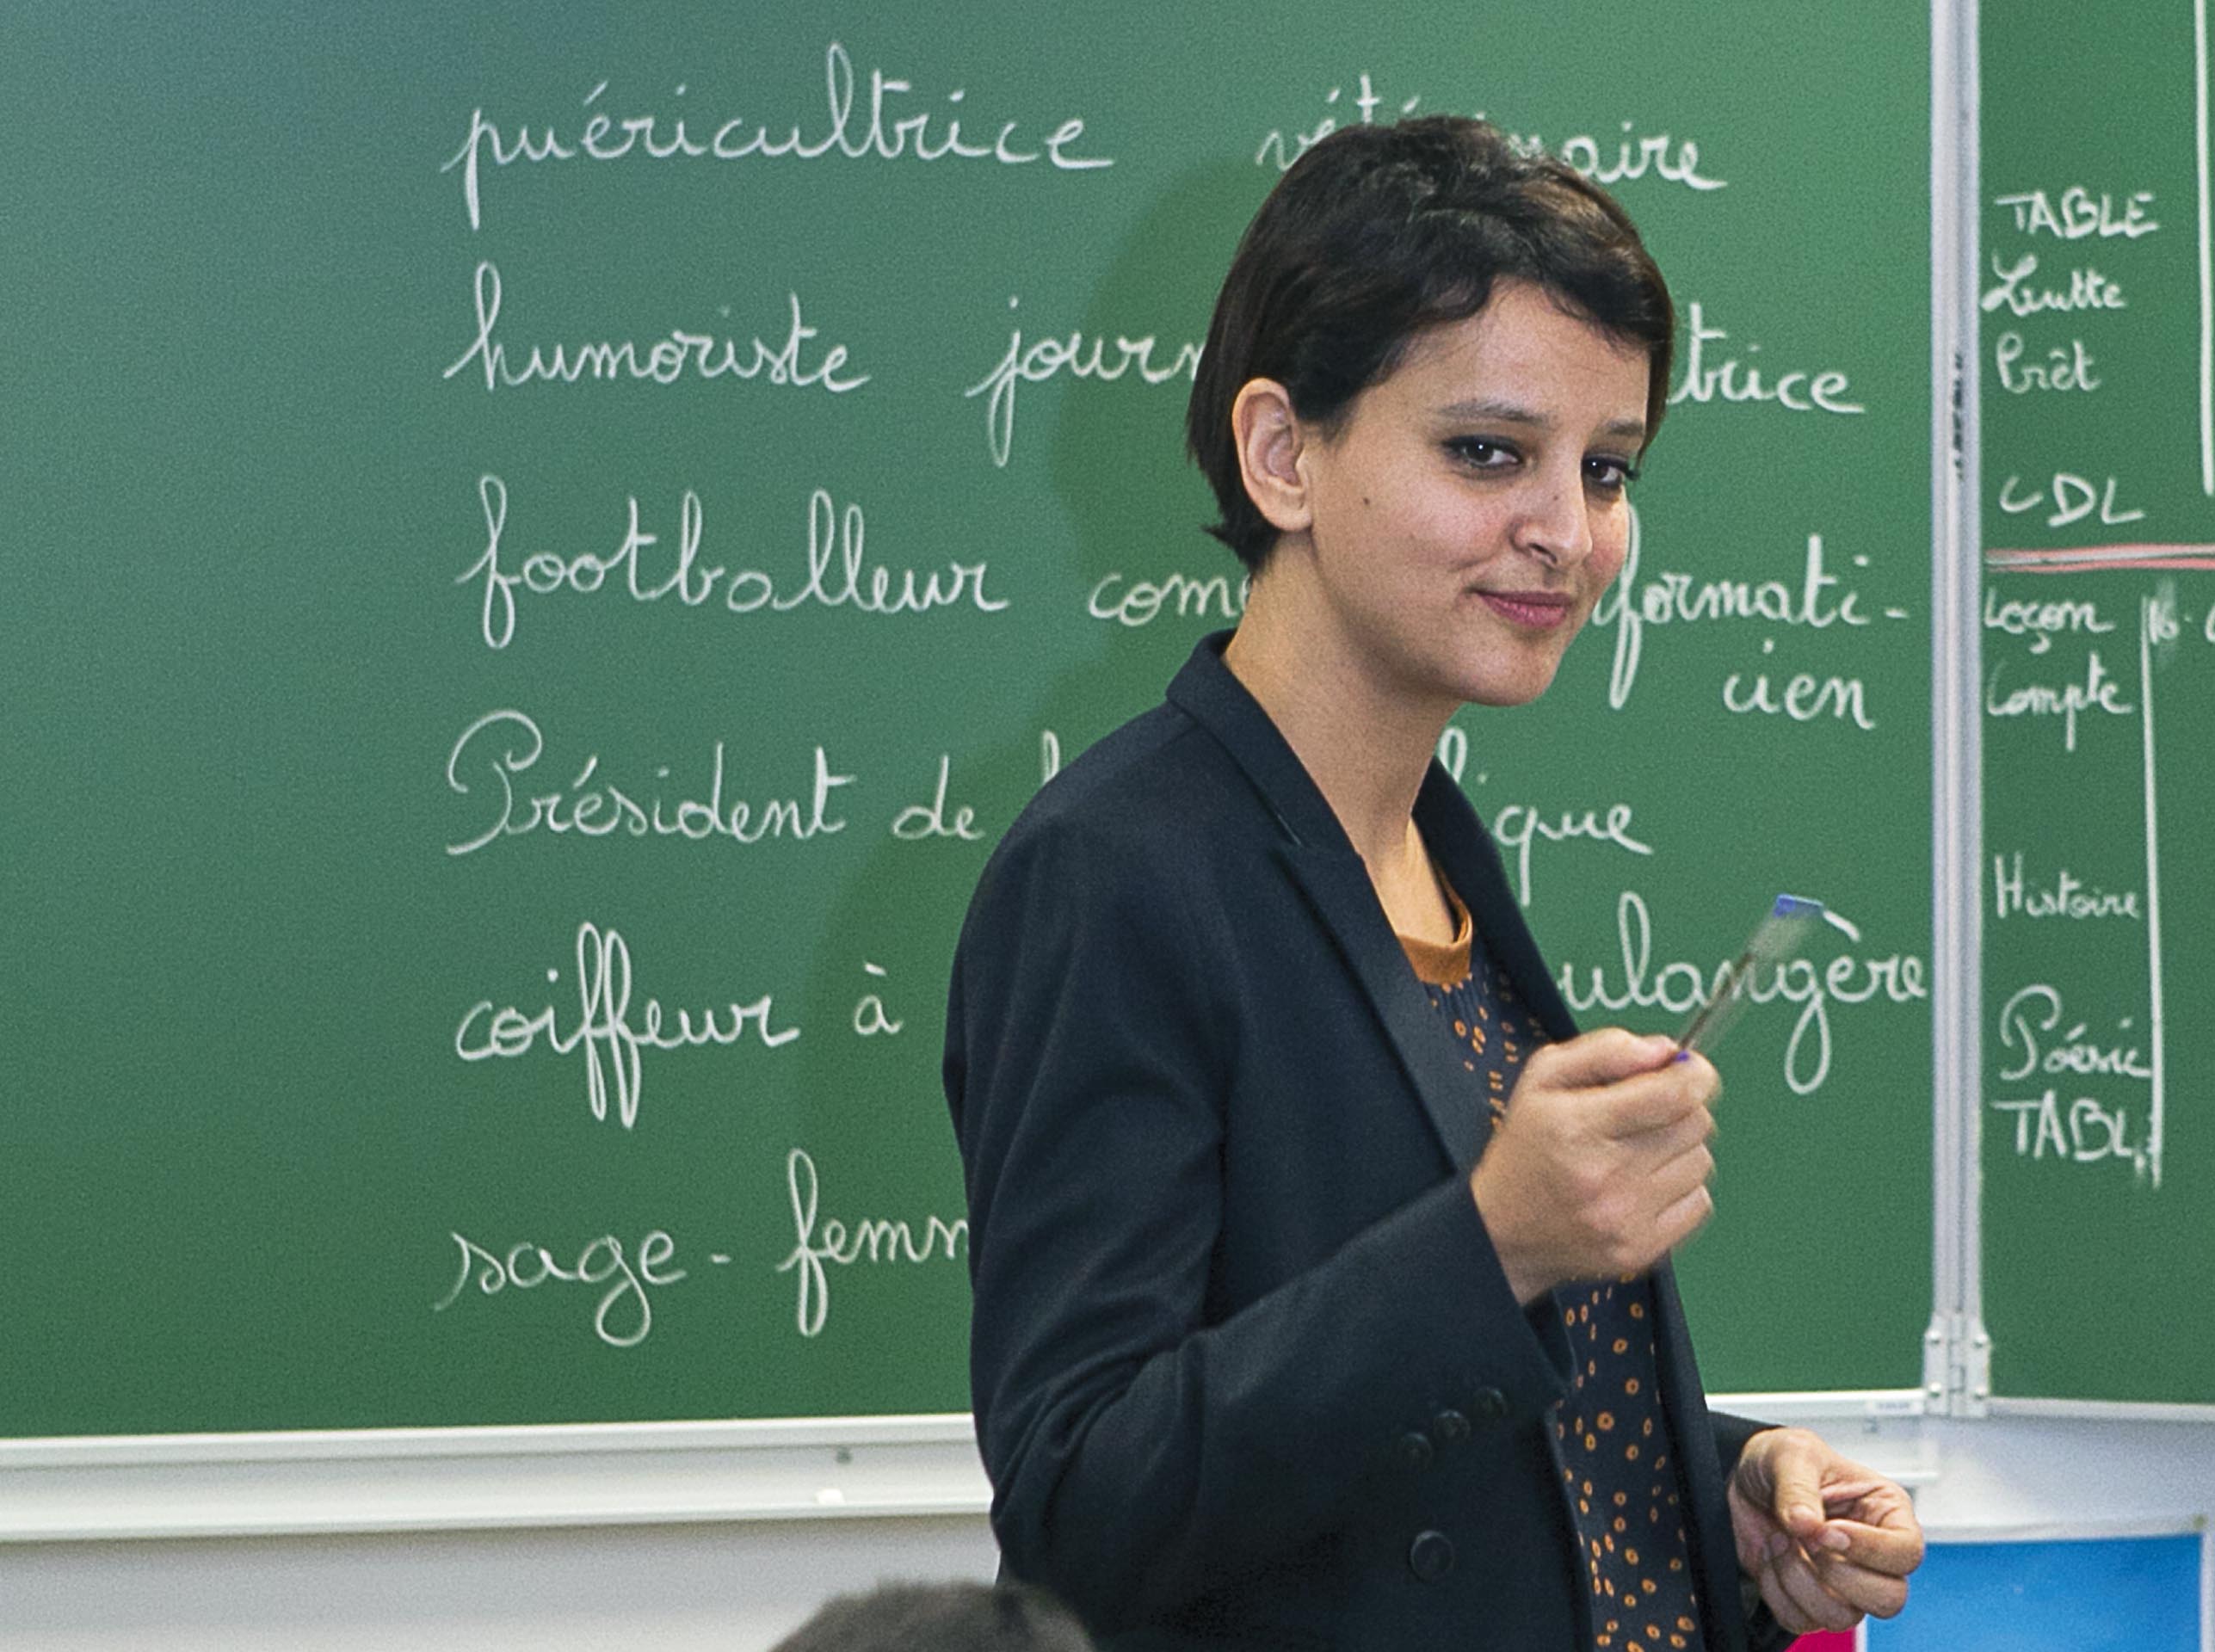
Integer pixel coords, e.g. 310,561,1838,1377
1399,887,1708,1652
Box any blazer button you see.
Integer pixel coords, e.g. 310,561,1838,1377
1407,1529,1457,1582
1396,1430,1435,1471
1472,1386,1508,1420
1433,1409,1472,1443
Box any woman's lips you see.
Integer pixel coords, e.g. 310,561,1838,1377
1478,590,1573,630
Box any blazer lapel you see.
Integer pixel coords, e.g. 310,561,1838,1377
1165,635,1487,1174
1412,766,1582,1042
1274,841,1490,1173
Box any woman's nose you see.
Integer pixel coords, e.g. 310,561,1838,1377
1511,463,1595,567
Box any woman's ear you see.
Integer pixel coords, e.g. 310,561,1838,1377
1231,379,1315,536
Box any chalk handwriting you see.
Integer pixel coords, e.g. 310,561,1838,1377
443,43,1113,231
1471,784,1653,909
1435,726,1470,783
1594,517,1899,710
442,264,867,393
1669,303,1863,413
1253,76,1725,195
2145,585,2181,646
892,755,984,841
453,922,799,1128
1253,72,1425,167
2144,584,2179,646
776,1148,966,1336
1982,591,2117,655
1993,854,2141,921
1983,650,2132,751
445,710,853,856
1991,188,2159,241
1981,254,2126,317
852,962,904,1037
1996,983,2152,1083
433,1227,682,1347
1994,332,2099,394
1556,891,1926,1095
1722,659,1876,730
1990,1089,2150,1176
1087,569,1248,628
462,477,1006,650
1995,473,2144,530
965,298,1200,466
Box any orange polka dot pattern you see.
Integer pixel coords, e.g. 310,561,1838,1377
1406,903,1706,1652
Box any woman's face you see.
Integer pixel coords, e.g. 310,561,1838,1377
1287,279,1651,712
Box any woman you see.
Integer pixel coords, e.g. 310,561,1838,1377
945,117,1921,1651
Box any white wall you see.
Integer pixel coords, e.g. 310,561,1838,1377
1,1412,2206,1650
0,1519,998,1652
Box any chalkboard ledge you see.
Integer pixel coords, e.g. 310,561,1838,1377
1985,1398,2215,1425
0,1399,1940,1541
0,1396,1936,1544
0,1415,989,1544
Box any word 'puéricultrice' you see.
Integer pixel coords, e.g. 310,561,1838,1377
445,709,854,857
442,263,867,393
462,477,1006,650
1557,891,1926,1096
454,922,799,1130
443,41,1114,230
1254,73,1727,197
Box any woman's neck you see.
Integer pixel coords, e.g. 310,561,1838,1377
1222,570,1457,877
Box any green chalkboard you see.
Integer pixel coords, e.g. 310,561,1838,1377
0,0,1930,1439
1979,0,2215,1404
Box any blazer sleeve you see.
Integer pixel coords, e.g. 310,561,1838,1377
1706,1410,1799,1652
946,813,1570,1631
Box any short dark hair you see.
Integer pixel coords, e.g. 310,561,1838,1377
1185,115,1676,572
768,1581,1095,1652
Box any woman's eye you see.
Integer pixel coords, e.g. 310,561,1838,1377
1446,436,1518,470
1584,454,1641,493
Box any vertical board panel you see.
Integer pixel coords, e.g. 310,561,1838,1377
1980,0,2215,1403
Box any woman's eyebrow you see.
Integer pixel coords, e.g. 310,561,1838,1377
1435,397,1647,444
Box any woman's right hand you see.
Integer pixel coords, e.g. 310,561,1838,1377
1467,1028,1718,1304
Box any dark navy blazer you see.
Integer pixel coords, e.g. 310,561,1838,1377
947,635,1782,1651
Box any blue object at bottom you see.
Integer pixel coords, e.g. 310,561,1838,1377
1866,1532,2202,1652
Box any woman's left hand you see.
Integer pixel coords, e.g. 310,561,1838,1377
1727,1427,1925,1635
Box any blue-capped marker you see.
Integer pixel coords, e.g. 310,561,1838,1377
1675,894,1827,1060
